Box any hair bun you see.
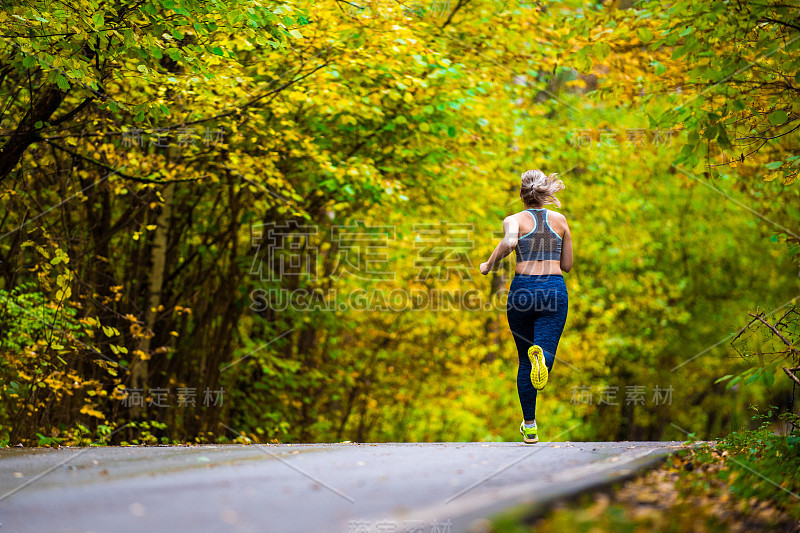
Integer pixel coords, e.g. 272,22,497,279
520,169,564,207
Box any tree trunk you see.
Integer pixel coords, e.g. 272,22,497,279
131,182,175,416
0,87,64,182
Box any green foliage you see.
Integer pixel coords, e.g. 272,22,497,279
118,420,173,446
563,0,800,269
714,406,800,519
1,0,306,124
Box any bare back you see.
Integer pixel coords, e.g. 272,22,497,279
512,208,570,275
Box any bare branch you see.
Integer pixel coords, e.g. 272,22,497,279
749,312,800,356
783,366,800,387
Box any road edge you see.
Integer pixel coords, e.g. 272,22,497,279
470,445,687,532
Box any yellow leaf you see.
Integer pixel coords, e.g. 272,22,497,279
79,405,105,419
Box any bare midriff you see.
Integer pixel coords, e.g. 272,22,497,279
515,259,562,276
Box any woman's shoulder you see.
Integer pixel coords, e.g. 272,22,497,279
506,210,529,220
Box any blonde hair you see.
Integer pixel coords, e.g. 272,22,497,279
520,169,564,208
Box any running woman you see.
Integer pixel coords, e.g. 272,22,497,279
479,169,573,444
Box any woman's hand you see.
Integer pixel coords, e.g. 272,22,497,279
480,262,491,275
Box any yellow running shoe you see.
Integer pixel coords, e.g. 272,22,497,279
519,421,538,444
529,344,549,390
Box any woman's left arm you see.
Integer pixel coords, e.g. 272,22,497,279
480,216,519,275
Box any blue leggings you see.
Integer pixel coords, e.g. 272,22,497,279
506,273,568,421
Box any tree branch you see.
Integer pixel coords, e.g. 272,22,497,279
749,312,800,356
759,17,800,33
783,366,800,387
45,140,203,184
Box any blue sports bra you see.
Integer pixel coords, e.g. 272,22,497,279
514,208,563,262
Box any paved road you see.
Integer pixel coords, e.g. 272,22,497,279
0,441,689,533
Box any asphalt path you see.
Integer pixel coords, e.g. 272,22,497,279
0,441,690,533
